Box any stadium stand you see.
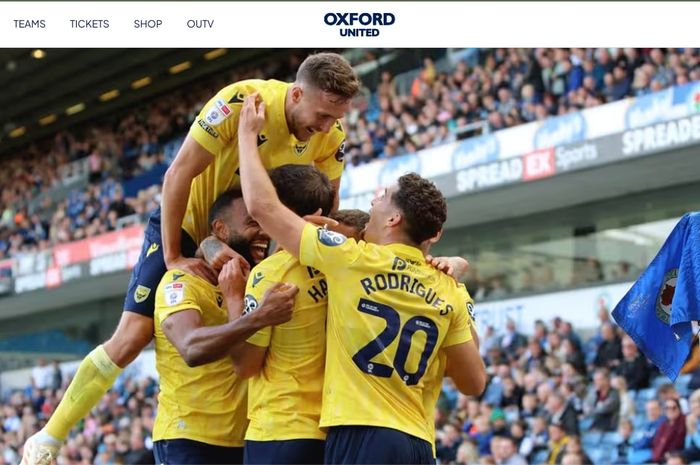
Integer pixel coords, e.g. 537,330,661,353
3,48,700,301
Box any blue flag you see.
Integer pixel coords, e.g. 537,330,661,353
612,212,700,381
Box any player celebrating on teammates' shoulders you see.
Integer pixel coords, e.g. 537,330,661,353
21,52,359,465
236,94,486,465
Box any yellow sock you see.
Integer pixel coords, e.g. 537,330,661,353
45,345,122,441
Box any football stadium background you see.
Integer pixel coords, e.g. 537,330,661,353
1,48,700,465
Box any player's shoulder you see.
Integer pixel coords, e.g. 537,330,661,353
252,250,297,280
159,269,207,292
216,79,276,104
331,119,346,136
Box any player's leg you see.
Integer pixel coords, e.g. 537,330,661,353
21,215,167,465
245,439,325,464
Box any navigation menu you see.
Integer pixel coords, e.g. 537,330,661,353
14,19,46,28
70,19,109,28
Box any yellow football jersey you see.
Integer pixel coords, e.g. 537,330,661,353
153,270,248,447
298,224,473,444
244,250,327,441
185,79,346,244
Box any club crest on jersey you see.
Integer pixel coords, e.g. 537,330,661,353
294,143,308,156
243,294,259,315
317,228,347,247
257,134,268,147
656,268,678,325
134,285,151,303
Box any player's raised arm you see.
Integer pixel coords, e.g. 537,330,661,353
162,135,217,282
238,94,308,258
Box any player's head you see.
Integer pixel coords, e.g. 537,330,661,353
208,188,270,265
329,209,370,241
364,173,447,247
269,164,334,217
288,52,359,141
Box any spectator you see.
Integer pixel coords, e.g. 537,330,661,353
611,375,636,420
563,436,592,465
500,376,523,410
613,418,634,464
546,421,570,465
628,399,665,464
436,423,462,463
658,383,690,414
526,416,550,461
592,322,623,370
480,325,500,357
519,337,547,372
30,358,53,391
500,319,527,361
652,398,686,463
496,436,527,465
583,368,620,432
562,338,587,376
456,438,480,465
683,389,700,463
50,360,62,392
469,415,495,456
617,335,652,390
545,393,579,436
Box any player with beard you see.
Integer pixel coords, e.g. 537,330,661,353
151,188,299,465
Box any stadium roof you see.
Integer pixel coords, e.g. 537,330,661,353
0,48,286,156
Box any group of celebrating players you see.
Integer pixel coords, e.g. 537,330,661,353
20,52,486,465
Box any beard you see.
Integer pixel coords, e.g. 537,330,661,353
226,232,258,267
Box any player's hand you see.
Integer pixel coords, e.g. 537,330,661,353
256,282,299,326
303,208,339,229
239,93,266,135
200,236,245,272
166,256,218,285
218,256,250,299
426,255,470,281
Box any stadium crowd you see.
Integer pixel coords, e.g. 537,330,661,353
1,48,699,295
2,313,700,465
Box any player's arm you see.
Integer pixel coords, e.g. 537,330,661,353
444,340,486,395
443,289,485,395
161,258,294,367
330,178,341,212
162,308,264,367
161,135,217,282
238,94,307,258
230,343,267,378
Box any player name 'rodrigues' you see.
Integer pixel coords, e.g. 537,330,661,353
360,273,454,315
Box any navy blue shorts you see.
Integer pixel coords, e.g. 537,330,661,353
244,439,325,464
324,426,434,465
153,439,243,464
123,207,198,317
